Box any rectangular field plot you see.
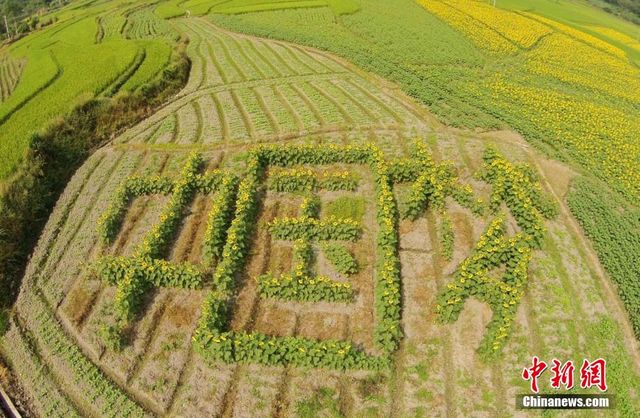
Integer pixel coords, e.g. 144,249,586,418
229,163,379,352
188,143,403,376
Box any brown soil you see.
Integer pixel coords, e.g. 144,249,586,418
253,302,297,337
61,277,101,326
298,311,348,342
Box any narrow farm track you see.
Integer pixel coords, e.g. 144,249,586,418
3,12,640,418
524,150,640,370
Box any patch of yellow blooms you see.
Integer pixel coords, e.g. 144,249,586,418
524,13,627,59
586,26,640,51
416,0,517,53
417,0,640,201
440,0,551,48
488,75,640,199
526,33,640,103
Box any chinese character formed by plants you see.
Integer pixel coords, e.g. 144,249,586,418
436,148,557,359
436,215,532,360
391,140,484,260
94,152,238,350
193,143,401,370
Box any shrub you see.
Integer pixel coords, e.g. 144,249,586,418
567,177,640,338
258,272,353,302
269,216,361,241
268,167,359,193
203,175,239,264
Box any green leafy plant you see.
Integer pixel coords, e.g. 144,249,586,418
258,272,353,302
436,215,532,360
268,167,316,192
477,147,558,249
439,215,454,261
269,216,361,241
268,167,359,193
203,175,239,264
322,242,358,275
318,171,359,191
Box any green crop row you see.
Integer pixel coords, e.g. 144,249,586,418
195,150,265,342
194,330,387,370
258,271,353,302
0,56,26,102
97,175,174,243
0,322,81,417
136,152,204,258
477,147,558,249
268,167,316,192
203,175,239,265
567,177,640,338
269,216,361,241
96,256,205,289
268,167,358,192
436,215,532,360
300,195,320,218
29,293,148,416
439,215,454,261
124,9,180,42
0,0,185,181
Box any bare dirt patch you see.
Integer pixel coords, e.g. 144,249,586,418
298,311,348,342
253,302,297,337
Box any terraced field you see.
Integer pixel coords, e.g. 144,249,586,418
0,0,179,180
0,56,26,102
2,16,639,417
116,19,426,146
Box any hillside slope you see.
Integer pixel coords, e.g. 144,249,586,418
0,0,177,181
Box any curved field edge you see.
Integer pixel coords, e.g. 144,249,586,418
0,1,183,181
0,43,191,322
